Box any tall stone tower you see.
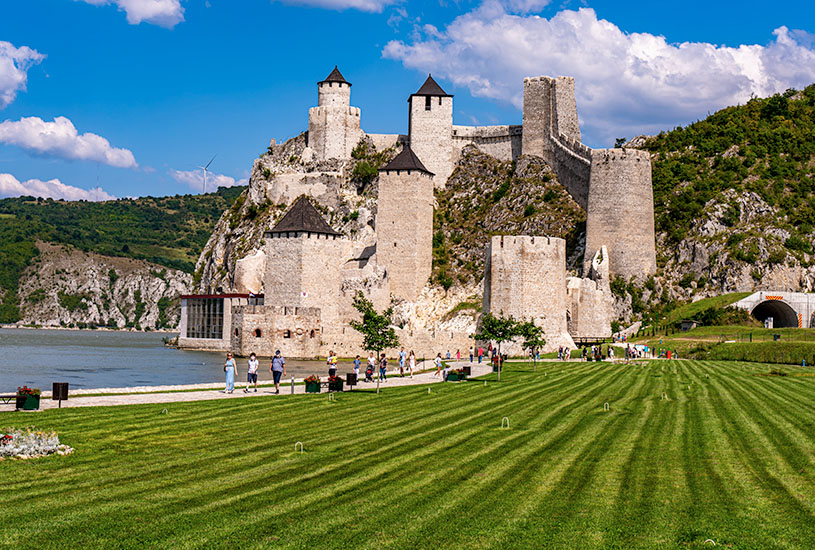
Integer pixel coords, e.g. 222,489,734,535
262,196,346,321
408,75,453,187
521,74,656,280
377,145,434,302
482,235,574,352
308,66,363,161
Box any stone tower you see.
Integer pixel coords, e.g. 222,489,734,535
262,196,346,321
521,75,656,280
408,75,453,187
308,66,363,161
482,235,574,352
377,145,434,302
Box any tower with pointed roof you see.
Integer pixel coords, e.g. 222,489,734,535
408,74,454,187
308,66,363,161
376,145,435,301
262,195,347,322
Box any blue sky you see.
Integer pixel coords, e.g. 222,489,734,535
1,0,814,200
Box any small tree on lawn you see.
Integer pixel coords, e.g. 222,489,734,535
518,321,546,371
472,312,520,381
349,291,399,366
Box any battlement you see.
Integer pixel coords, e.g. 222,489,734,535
232,305,321,317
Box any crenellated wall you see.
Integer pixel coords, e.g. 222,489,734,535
451,125,522,162
521,74,656,279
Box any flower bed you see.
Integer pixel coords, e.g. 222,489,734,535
16,386,41,410
0,427,73,460
327,376,344,392
304,375,320,394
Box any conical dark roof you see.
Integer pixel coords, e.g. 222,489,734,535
380,145,433,175
411,74,451,97
270,196,342,236
319,66,350,86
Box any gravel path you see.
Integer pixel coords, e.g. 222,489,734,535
9,361,493,410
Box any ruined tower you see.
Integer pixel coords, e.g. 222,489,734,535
408,75,453,187
307,67,363,161
377,145,434,301
521,75,656,280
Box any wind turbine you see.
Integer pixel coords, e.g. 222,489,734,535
199,155,217,194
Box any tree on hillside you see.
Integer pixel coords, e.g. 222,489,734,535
518,321,546,370
472,312,521,381
349,291,399,363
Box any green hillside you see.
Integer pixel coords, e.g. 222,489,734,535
644,84,815,247
0,186,245,322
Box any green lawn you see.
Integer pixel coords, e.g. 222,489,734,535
2,361,815,549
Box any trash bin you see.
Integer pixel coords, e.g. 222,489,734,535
773,334,781,341
52,382,69,408
346,372,357,388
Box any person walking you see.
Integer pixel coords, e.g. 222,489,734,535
456,349,461,361
353,355,361,378
398,347,407,377
244,352,259,393
408,350,416,378
367,352,376,382
478,347,483,364
434,353,443,377
224,352,237,393
379,353,388,382
327,350,338,378
469,347,474,363
270,350,286,395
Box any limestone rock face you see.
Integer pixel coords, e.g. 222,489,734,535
234,249,265,295
16,242,190,329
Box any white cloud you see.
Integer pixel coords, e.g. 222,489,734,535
0,173,115,201
76,0,184,28
0,42,45,109
274,0,397,12
171,169,248,192
503,0,551,13
0,116,138,169
383,4,815,146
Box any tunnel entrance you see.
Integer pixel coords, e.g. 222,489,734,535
750,300,799,328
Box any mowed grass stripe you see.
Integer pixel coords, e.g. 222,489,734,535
3,361,815,549
699,362,815,547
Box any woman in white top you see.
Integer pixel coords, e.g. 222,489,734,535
434,353,443,376
408,350,416,378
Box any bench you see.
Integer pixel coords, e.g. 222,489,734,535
0,395,16,405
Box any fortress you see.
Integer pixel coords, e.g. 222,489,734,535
178,67,656,358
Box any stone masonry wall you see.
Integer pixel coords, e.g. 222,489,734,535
584,148,657,279
451,125,522,161
308,105,362,161
409,95,453,186
377,169,435,301
231,305,322,358
482,235,573,353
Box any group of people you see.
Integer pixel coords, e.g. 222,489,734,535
223,346,474,393
222,350,287,394
351,348,417,382
557,346,572,360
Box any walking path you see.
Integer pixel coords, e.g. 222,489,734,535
9,361,493,411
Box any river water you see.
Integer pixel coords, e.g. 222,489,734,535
0,328,329,392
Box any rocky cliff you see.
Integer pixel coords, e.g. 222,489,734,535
14,242,190,329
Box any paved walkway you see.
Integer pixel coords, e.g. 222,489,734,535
6,361,493,411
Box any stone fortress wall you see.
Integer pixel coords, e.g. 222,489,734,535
520,75,656,280
451,125,522,162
